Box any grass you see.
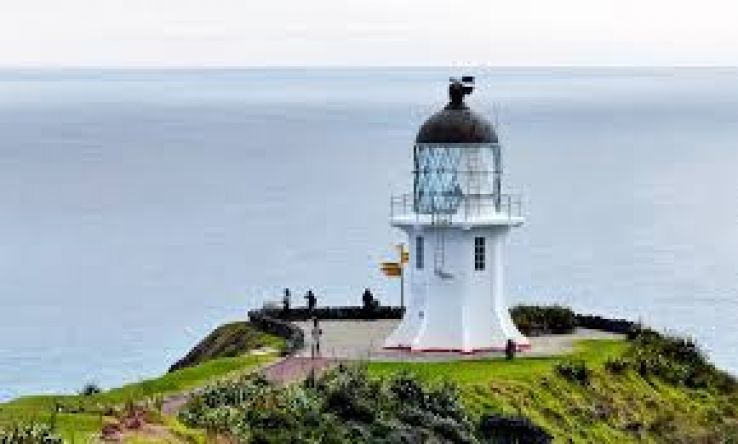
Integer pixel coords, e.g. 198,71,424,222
5,324,737,443
0,352,279,441
367,339,738,442
168,321,285,372
368,339,627,385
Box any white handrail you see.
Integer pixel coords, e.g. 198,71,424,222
390,193,522,221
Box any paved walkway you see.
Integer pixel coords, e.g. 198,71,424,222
161,320,622,416
295,319,623,362
261,357,338,385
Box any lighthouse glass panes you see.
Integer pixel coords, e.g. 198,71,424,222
413,143,498,215
474,236,485,270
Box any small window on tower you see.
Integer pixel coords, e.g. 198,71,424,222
416,236,424,270
474,236,485,271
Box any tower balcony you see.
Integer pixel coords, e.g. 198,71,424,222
390,193,524,227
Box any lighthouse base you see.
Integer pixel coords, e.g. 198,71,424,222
383,224,528,354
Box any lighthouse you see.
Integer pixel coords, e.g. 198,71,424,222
384,77,529,353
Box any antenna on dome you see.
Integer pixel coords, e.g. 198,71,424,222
448,75,475,107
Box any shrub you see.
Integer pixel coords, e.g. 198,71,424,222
179,365,483,443
478,414,552,443
79,382,102,396
626,329,737,391
554,360,591,385
320,366,380,423
430,415,477,443
511,305,576,336
388,371,425,407
425,382,466,422
0,423,63,444
604,357,630,374
578,314,638,335
246,311,304,357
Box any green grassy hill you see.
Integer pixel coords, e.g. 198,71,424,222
168,321,285,372
0,324,284,442
368,339,738,442
2,314,736,443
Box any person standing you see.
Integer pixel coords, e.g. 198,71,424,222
282,288,291,313
505,338,517,360
310,317,323,358
362,288,375,318
305,289,317,311
362,288,374,310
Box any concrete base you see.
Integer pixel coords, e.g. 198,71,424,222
295,320,622,362
383,224,529,352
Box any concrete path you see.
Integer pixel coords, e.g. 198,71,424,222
161,320,622,416
295,319,623,362
261,357,338,385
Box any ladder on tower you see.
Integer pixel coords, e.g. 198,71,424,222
433,215,453,279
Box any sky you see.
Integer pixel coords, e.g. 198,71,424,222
1,0,737,67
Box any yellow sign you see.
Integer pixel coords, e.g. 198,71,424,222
381,261,402,277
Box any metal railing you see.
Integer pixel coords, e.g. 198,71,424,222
390,193,523,224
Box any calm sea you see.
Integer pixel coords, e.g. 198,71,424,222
1,68,737,400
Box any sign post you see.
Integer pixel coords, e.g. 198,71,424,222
380,243,409,309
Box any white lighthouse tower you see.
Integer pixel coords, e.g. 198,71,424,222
384,77,529,353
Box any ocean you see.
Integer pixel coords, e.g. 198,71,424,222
1,68,737,400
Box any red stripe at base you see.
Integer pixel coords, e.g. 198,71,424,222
382,343,531,354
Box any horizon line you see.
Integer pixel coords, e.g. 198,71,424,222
0,64,737,70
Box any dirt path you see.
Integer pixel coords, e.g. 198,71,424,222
261,357,338,385
160,356,338,417
161,392,192,417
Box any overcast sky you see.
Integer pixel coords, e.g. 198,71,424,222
1,0,737,67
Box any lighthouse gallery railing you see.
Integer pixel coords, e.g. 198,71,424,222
390,193,522,223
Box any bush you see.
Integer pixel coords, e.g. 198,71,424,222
478,414,552,443
511,305,576,336
577,314,638,335
179,365,484,443
430,415,477,443
626,329,737,391
554,360,591,385
247,311,304,356
79,382,102,396
604,357,630,374
388,371,425,407
0,423,63,444
425,382,466,422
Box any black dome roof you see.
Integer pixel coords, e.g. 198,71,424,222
415,78,497,144
416,106,497,144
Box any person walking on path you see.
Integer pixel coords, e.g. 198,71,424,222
310,317,323,359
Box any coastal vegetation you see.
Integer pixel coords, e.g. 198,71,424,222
176,327,737,442
509,305,577,336
368,332,738,442
0,343,282,441
178,366,550,443
169,321,285,372
2,307,736,442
